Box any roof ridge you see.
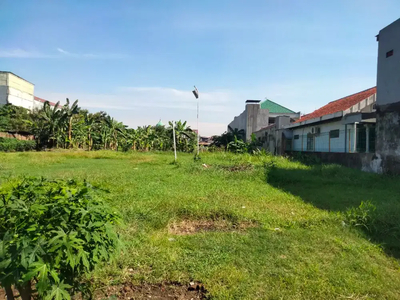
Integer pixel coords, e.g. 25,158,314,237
327,86,376,104
294,86,377,124
262,99,296,113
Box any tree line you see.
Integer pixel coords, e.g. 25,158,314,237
0,99,196,152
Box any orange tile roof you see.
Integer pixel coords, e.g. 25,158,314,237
34,96,59,107
295,87,376,123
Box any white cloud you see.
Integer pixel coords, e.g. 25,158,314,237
56,48,128,59
0,49,53,58
0,48,127,59
57,48,70,55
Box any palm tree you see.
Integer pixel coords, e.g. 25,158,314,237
227,126,245,140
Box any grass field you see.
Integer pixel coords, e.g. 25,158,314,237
1,151,400,299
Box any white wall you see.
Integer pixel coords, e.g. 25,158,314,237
0,72,35,109
8,87,35,110
292,121,356,153
377,18,400,106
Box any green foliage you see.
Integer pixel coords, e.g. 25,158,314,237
227,136,248,153
345,200,377,231
1,152,400,298
212,130,262,154
0,177,121,299
290,152,322,165
0,104,31,133
0,137,36,152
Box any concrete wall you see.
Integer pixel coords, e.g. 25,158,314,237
245,103,269,141
377,19,400,107
286,151,380,172
375,18,400,174
375,111,400,174
254,116,290,154
228,110,247,135
228,101,269,141
0,73,8,105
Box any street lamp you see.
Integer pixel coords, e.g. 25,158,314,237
192,86,200,158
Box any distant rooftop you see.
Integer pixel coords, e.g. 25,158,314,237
34,96,59,107
294,87,376,123
260,99,296,114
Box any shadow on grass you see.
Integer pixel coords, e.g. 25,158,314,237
266,163,400,258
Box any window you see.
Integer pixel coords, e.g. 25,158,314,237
386,50,394,58
294,134,299,140
306,134,314,151
329,129,340,139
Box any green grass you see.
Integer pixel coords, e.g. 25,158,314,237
1,150,400,299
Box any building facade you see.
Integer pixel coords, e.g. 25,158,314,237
375,18,400,173
0,71,57,110
228,99,299,141
288,88,377,154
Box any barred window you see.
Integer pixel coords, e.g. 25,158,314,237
329,129,340,139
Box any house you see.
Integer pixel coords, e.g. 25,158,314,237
0,71,57,110
228,99,300,141
254,115,293,155
375,18,400,173
286,87,377,154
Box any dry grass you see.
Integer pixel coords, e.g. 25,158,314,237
168,219,258,235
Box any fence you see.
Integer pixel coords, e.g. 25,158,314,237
291,126,375,153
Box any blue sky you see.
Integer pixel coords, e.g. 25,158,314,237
0,0,399,136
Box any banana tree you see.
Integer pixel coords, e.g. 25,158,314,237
62,98,80,148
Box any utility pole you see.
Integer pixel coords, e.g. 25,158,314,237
192,86,200,157
172,121,177,161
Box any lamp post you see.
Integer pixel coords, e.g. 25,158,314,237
192,86,200,157
172,121,177,162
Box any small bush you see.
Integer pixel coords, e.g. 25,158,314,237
0,137,36,152
344,200,377,231
0,177,121,300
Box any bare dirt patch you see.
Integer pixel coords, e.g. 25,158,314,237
94,282,207,300
218,163,254,172
168,219,258,235
0,283,207,300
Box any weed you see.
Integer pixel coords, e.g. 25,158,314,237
1,151,400,299
344,201,377,231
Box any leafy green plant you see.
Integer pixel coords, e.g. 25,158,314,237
344,200,377,231
0,137,36,152
0,177,121,300
227,136,248,154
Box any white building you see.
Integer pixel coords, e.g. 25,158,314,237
287,87,377,154
0,71,56,110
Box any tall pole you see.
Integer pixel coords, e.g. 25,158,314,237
197,97,200,156
193,86,200,157
172,121,177,161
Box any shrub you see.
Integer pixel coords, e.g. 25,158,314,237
0,137,36,152
0,177,121,300
344,200,377,232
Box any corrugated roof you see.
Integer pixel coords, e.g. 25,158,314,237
295,87,377,123
260,99,296,114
